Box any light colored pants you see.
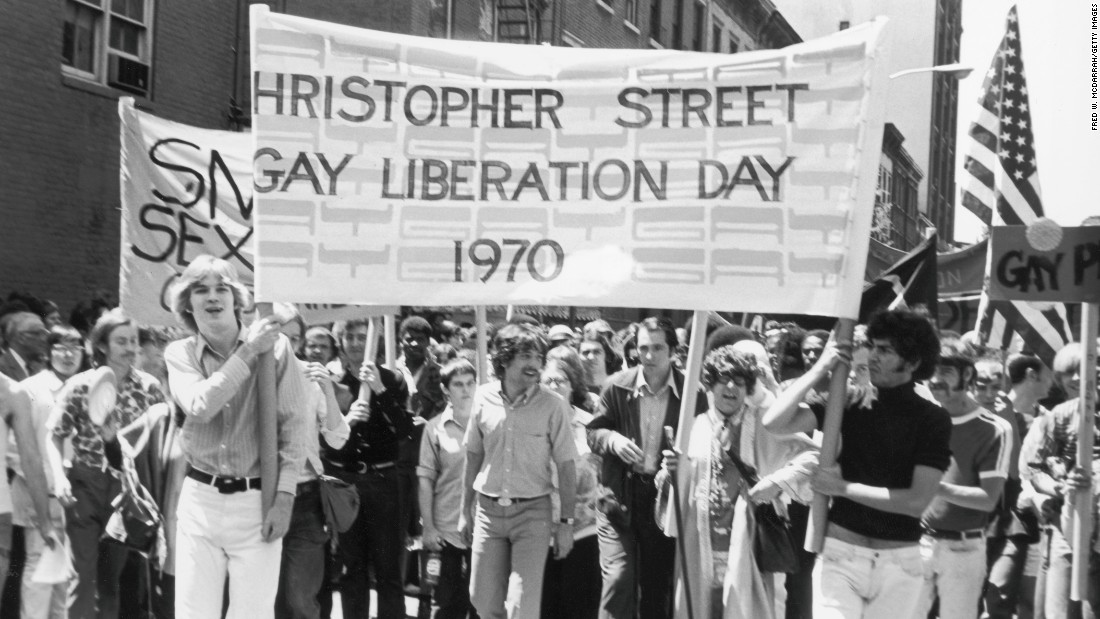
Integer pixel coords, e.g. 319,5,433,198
21,524,67,619
175,478,283,619
469,494,552,619
914,534,987,619
812,536,927,619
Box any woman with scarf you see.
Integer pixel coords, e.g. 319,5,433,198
656,346,817,619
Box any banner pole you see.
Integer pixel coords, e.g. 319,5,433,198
254,302,278,519
384,314,397,370
1071,302,1098,601
354,317,379,405
475,306,489,384
805,317,856,553
665,310,708,619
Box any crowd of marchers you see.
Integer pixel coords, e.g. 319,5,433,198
0,255,1096,619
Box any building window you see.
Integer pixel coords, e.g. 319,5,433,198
624,0,638,25
596,0,614,14
62,0,154,96
729,34,739,53
712,25,722,52
838,20,850,30
649,0,662,42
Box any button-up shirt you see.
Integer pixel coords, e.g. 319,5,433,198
418,405,469,547
634,369,677,474
165,327,308,495
465,381,577,499
303,379,350,480
49,367,165,471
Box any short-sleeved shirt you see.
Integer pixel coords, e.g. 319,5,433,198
811,381,952,542
464,381,577,500
923,407,1011,532
49,368,165,470
417,406,468,547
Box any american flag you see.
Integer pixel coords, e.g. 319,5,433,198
959,5,1073,366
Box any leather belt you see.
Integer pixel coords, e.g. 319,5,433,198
926,527,984,541
333,460,398,474
480,493,541,507
187,468,261,494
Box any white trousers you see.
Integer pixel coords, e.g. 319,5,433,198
174,478,282,619
913,534,987,619
812,536,927,619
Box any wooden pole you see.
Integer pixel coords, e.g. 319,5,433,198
1071,302,1098,601
805,317,856,553
665,310,708,619
384,314,397,369
475,306,489,384
354,317,379,405
255,303,278,519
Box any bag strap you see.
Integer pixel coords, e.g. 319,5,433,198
724,444,760,487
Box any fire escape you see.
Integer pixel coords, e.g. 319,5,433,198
495,0,545,44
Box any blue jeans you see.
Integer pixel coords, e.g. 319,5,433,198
335,468,408,619
276,480,328,619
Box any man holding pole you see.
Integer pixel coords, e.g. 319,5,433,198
326,318,413,619
164,255,308,619
587,316,707,619
763,310,951,619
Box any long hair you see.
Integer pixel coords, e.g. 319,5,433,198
546,345,591,411
90,309,134,367
48,324,90,374
168,255,251,332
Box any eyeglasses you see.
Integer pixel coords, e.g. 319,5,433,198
542,376,570,387
52,344,83,355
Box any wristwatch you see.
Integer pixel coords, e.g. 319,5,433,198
559,517,575,525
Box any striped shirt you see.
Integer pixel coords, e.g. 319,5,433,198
922,406,1011,532
165,328,308,495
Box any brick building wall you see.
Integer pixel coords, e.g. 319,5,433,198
0,2,242,315
1,0,796,318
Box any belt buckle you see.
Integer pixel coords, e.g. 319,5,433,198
214,477,234,494
498,497,513,507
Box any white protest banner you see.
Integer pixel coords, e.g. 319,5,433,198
119,99,395,326
250,8,889,319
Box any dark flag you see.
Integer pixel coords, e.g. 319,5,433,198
959,5,1072,365
859,233,938,323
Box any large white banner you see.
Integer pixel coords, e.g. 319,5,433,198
118,99,395,326
250,8,889,319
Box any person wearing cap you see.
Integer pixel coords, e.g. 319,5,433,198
458,323,578,619
47,309,166,619
548,324,575,350
163,255,308,619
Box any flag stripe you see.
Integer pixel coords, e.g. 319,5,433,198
969,6,1072,366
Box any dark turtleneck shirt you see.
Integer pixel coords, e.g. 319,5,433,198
810,381,952,542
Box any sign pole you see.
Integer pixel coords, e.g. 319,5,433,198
475,306,489,384
1071,302,1098,602
384,314,397,370
254,302,278,519
806,317,855,553
664,310,708,619
354,317,379,405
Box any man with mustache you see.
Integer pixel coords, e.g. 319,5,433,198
764,310,951,619
458,323,578,619
916,345,1010,619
